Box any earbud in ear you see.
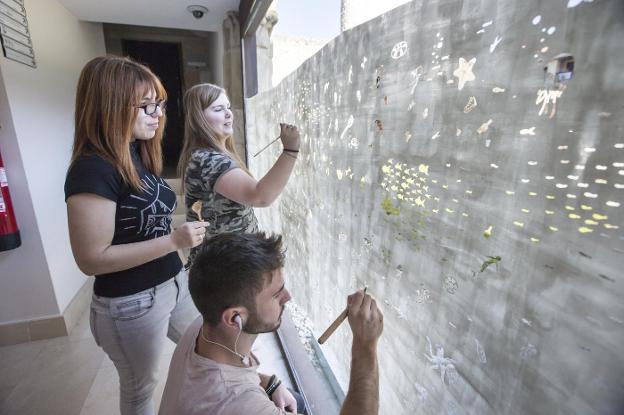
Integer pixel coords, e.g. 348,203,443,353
234,314,242,330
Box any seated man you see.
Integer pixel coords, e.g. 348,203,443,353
159,232,383,415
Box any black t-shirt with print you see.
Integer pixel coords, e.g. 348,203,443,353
64,143,182,297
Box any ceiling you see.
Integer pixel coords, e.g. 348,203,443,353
57,0,241,32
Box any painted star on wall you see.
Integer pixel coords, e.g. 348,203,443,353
453,57,476,90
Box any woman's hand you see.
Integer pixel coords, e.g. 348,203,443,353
170,221,209,249
279,123,300,151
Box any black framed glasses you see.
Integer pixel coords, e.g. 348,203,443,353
135,100,166,115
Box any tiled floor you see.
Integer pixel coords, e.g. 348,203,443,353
0,309,293,415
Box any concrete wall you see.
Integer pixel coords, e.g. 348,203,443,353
0,0,105,328
246,0,624,413
256,11,278,93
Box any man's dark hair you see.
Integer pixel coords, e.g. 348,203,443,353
189,232,285,326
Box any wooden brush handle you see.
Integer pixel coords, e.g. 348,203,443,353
317,288,367,345
318,308,348,344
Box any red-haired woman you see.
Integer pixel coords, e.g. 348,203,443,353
64,56,207,415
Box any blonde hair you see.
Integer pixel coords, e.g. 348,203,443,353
177,83,250,188
72,55,167,190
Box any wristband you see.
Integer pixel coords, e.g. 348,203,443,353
264,375,277,394
266,380,282,398
283,148,299,153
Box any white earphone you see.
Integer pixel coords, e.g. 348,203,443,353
234,314,242,330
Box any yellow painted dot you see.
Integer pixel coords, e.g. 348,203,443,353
506,190,515,195
604,224,619,229
569,214,581,219
465,190,473,194
529,192,537,196
382,165,391,174
431,179,438,184
595,179,608,184
585,219,599,225
521,208,530,213
445,208,455,213
442,184,448,189
549,226,559,232
530,237,540,243
578,227,593,233
580,205,593,211
513,221,524,227
592,213,608,220
565,206,575,211
483,225,493,238
545,210,554,215
432,209,439,213
546,195,556,200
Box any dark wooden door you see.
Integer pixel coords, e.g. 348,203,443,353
123,40,184,177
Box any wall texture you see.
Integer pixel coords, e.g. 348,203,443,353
246,0,624,414
0,0,105,323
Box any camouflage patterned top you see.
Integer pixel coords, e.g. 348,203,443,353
184,149,259,268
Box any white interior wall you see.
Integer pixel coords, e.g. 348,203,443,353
0,69,58,322
0,0,106,323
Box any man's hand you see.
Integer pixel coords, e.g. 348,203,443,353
346,290,384,350
339,290,383,415
271,383,297,413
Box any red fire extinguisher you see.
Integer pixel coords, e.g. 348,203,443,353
0,150,21,251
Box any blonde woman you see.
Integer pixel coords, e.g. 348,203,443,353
65,56,208,415
178,83,299,268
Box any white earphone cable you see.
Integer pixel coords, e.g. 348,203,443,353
200,325,250,366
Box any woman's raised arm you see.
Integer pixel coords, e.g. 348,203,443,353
214,123,300,207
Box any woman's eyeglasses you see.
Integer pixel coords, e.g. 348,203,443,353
135,101,166,115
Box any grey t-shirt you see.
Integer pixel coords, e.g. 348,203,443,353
184,149,259,267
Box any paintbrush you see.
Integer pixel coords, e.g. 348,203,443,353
252,136,281,158
318,287,367,345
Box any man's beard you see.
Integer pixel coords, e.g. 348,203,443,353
242,306,285,334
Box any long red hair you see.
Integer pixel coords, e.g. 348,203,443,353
72,55,167,190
